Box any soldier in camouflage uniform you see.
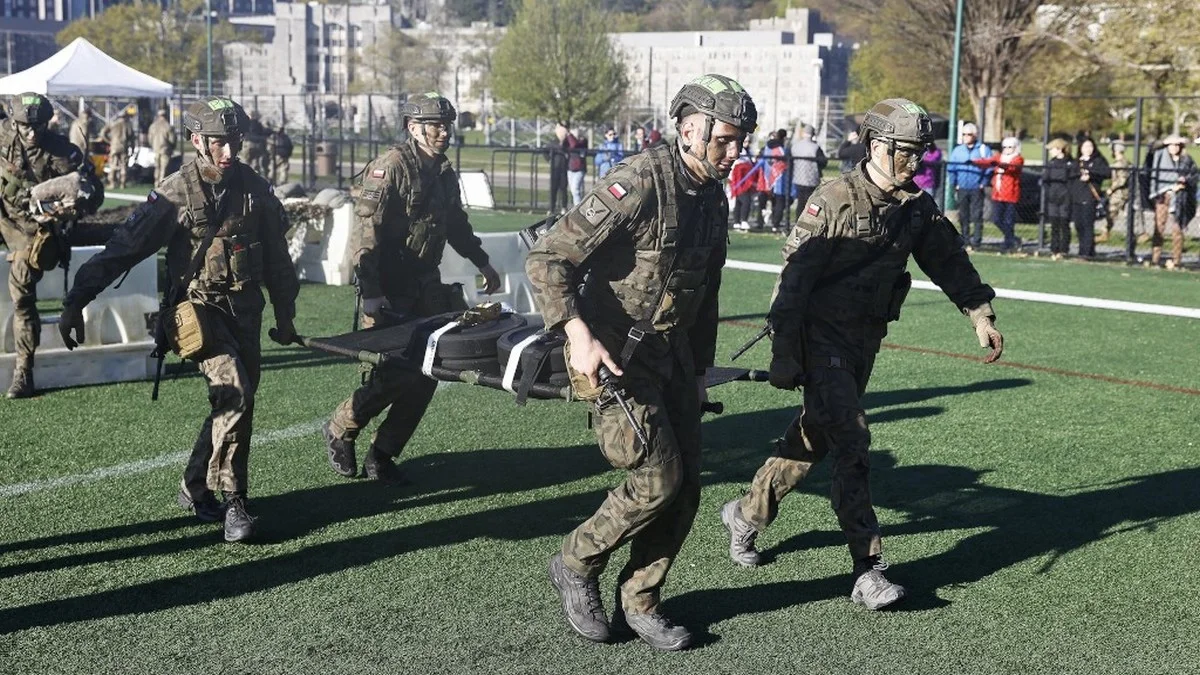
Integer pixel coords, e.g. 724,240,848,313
239,110,268,177
527,75,756,651
147,109,175,185
323,93,501,481
1099,142,1129,242
68,107,100,157
718,98,1004,610
101,110,136,189
0,92,87,398
59,96,300,543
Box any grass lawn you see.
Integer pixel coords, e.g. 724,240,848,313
2,230,1198,674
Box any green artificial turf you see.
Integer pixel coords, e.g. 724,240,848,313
1,253,1198,674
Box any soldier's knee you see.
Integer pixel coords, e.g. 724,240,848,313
630,453,684,514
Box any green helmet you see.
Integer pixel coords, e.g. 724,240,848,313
860,98,934,147
400,92,456,125
9,93,54,126
183,96,248,137
669,74,757,135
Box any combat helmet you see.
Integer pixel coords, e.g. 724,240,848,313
400,92,456,125
669,74,757,137
8,93,54,126
859,98,934,149
183,96,248,138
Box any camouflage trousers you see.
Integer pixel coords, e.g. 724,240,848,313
739,350,884,563
327,364,437,456
239,142,267,177
181,292,263,499
154,152,171,185
6,246,44,361
563,354,702,614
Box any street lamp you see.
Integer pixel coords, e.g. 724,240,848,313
942,0,965,209
206,0,213,95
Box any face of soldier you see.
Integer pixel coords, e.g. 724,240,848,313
410,120,451,156
871,139,921,183
14,121,44,146
191,133,242,173
680,117,745,181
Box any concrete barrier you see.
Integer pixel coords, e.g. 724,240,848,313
0,246,159,391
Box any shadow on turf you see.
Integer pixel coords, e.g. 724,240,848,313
672,464,1200,631
0,443,613,633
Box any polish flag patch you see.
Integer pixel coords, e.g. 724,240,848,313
147,190,158,202
607,183,628,200
371,169,386,178
806,203,821,217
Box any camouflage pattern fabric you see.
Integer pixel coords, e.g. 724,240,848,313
101,117,135,188
147,117,175,185
562,349,701,614
327,139,484,455
180,290,263,496
65,158,298,496
741,160,996,564
527,142,726,614
0,122,84,360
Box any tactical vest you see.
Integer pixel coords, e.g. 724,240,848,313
588,144,727,334
178,163,269,292
358,141,455,269
0,129,43,212
808,174,923,324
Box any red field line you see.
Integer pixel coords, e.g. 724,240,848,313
721,319,1200,397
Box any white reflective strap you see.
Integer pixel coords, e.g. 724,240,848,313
501,331,546,394
421,320,462,377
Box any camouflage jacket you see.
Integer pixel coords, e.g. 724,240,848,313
0,124,83,249
101,118,135,154
66,159,299,324
525,142,727,373
771,160,994,352
351,138,489,299
69,116,102,156
148,118,175,155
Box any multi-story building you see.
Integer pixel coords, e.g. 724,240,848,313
612,8,850,137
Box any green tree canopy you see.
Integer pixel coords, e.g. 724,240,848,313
57,0,240,87
491,0,629,124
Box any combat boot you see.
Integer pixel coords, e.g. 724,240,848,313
622,610,692,651
720,499,762,567
6,357,34,399
548,552,609,643
362,446,405,482
322,421,357,478
851,557,906,610
222,492,256,543
177,488,225,523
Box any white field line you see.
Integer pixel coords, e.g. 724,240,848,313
0,419,322,499
724,259,1200,320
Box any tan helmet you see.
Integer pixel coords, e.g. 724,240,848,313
860,98,935,148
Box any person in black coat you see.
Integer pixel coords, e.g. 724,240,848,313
1043,138,1078,259
1071,138,1111,258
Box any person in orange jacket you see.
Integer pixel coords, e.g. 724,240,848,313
973,137,1024,252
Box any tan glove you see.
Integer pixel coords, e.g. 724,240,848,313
967,304,1003,363
59,304,85,350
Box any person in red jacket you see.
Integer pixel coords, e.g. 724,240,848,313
973,137,1024,252
729,140,757,230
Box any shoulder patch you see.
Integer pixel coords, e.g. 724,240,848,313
607,183,629,200
371,168,386,179
806,202,821,217
580,194,611,226
147,190,159,202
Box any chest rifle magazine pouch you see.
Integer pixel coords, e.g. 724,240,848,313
165,299,214,360
26,228,60,271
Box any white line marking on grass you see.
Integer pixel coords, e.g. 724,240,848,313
725,259,1200,319
0,419,323,499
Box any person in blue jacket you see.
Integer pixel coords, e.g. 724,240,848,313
594,127,624,178
946,122,993,248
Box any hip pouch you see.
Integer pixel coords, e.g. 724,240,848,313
164,300,214,360
885,271,912,322
26,228,60,271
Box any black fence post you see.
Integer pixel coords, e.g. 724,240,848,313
1129,97,1144,263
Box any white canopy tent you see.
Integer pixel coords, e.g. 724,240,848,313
0,37,174,98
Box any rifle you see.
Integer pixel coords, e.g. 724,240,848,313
597,364,649,448
730,322,770,362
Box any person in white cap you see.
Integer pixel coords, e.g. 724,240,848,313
1147,134,1196,268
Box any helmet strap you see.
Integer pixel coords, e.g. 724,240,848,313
867,138,907,191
